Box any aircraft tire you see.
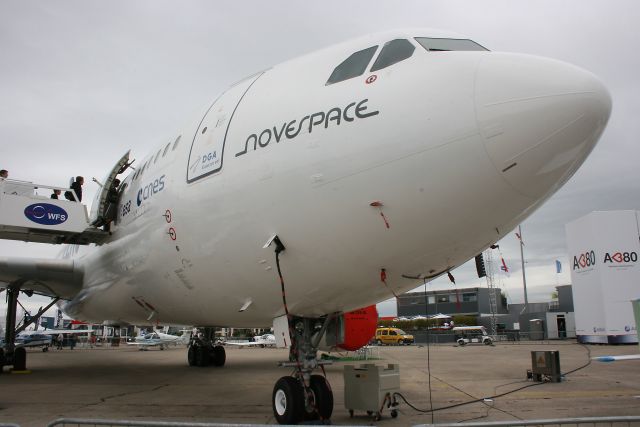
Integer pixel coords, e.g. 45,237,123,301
211,345,226,367
305,375,333,421
187,346,197,366
195,346,210,367
272,376,303,425
13,347,27,371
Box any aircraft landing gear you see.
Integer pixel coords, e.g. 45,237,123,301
272,315,334,424
1,284,24,372
187,328,225,368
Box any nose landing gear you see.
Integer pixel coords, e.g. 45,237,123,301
272,315,335,424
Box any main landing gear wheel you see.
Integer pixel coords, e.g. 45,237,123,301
188,344,225,367
187,346,197,366
305,374,333,420
211,345,226,366
195,346,210,367
273,376,303,425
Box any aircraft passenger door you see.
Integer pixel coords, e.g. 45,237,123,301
187,72,264,183
89,150,131,226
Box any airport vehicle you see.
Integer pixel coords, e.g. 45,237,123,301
375,327,414,345
127,330,189,350
225,333,277,348
0,28,611,424
453,326,493,346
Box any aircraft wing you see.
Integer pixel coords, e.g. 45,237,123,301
224,340,257,347
126,341,161,347
36,329,91,335
0,256,83,299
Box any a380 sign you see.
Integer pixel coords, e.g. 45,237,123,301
603,251,638,264
573,250,638,270
573,250,596,270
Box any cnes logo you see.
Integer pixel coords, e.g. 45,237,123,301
573,250,595,270
603,251,638,264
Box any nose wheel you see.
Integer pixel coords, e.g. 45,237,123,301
272,374,333,424
272,315,335,424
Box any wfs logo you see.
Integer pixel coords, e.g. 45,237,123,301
573,250,596,270
24,203,68,225
603,251,638,264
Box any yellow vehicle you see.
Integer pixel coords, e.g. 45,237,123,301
375,327,414,345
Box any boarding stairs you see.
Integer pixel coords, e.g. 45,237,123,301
0,178,108,245
0,151,131,246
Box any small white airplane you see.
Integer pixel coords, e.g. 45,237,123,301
13,332,52,351
127,330,189,350
0,28,611,423
3,329,89,352
225,333,276,348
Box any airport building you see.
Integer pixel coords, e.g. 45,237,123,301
503,285,576,339
566,210,640,344
396,287,508,319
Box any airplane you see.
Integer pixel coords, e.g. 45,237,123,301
0,28,611,424
12,333,52,352
1,329,89,352
127,330,190,350
224,333,277,348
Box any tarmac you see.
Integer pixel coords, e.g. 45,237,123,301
1,341,639,426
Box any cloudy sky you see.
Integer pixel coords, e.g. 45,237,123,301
1,1,638,321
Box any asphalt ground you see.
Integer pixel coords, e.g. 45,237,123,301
0,341,639,426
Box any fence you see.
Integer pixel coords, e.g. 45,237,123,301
417,416,640,426
408,330,579,345
44,416,640,427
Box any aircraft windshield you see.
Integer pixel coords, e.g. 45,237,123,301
415,37,488,52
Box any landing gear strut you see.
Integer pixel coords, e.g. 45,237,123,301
272,315,334,424
1,283,25,371
187,327,225,368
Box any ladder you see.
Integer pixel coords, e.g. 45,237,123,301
484,248,498,337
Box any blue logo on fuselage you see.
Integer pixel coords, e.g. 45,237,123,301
24,203,68,225
136,175,166,206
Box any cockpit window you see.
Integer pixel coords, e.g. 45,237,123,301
326,46,378,85
415,37,488,52
370,39,415,72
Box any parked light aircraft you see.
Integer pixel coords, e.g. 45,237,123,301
13,333,52,351
2,329,88,352
225,333,276,348
0,29,611,423
127,330,189,350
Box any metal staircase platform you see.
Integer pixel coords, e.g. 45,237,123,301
0,179,109,245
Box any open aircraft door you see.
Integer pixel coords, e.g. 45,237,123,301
89,150,131,226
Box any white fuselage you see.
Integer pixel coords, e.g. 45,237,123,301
61,29,611,328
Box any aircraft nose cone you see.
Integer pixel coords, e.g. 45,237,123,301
475,53,612,199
